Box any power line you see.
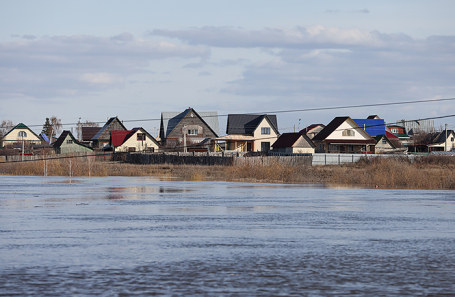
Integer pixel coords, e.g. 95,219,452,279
2,97,455,129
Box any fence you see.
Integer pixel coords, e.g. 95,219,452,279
126,152,237,166
0,152,114,163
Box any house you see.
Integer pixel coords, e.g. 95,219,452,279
387,124,412,147
91,117,127,149
299,124,325,139
216,114,280,152
160,108,219,151
1,123,42,148
414,130,455,152
108,128,159,153
373,134,401,154
312,117,376,153
272,133,315,154
53,130,93,154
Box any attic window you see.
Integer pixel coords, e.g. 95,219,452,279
382,139,387,144
66,139,73,144
137,133,146,141
187,129,198,135
18,131,27,138
391,128,398,133
342,129,355,137
261,127,271,135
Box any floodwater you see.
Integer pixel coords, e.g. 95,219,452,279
1,176,455,296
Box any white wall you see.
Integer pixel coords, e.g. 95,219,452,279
253,118,279,151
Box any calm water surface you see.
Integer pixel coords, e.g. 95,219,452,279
1,175,455,296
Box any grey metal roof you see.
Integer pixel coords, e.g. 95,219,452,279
161,109,220,138
226,114,278,135
91,117,127,140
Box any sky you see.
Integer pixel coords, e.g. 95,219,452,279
1,0,455,136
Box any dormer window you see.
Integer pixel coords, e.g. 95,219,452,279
18,131,27,138
342,129,355,136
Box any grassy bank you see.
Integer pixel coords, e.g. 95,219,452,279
1,156,455,189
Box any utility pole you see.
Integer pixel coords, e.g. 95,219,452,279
78,117,82,141
183,126,187,153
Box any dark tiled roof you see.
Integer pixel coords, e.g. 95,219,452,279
53,130,92,149
226,114,278,135
299,124,324,135
428,130,454,144
82,127,101,141
161,109,220,138
272,133,315,148
312,117,350,141
91,117,127,140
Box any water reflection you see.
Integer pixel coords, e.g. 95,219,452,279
106,185,192,199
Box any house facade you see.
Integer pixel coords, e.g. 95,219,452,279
160,108,219,151
217,114,280,152
91,117,127,149
1,123,41,148
272,133,315,154
426,130,455,152
109,128,159,153
312,117,376,153
53,131,93,154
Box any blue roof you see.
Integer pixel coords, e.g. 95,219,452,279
352,119,386,137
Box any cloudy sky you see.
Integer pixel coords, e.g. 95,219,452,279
1,0,455,135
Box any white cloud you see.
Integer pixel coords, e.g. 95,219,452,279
0,33,209,99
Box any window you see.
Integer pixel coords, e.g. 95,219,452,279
261,127,270,135
382,139,387,144
187,129,198,135
261,142,270,152
137,133,146,141
66,139,73,144
391,128,398,133
18,131,27,138
128,147,136,152
342,129,355,136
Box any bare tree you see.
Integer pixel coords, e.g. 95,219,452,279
0,120,14,139
49,116,62,138
82,120,99,127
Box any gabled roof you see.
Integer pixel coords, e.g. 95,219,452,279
299,124,325,135
312,117,349,141
428,130,454,144
91,117,127,141
111,127,160,147
161,109,220,138
272,133,315,148
226,114,279,135
53,130,93,149
374,134,397,149
313,116,374,142
3,123,41,140
367,115,380,119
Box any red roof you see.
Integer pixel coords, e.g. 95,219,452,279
111,130,133,147
386,131,399,139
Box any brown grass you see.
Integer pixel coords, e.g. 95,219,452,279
2,155,455,189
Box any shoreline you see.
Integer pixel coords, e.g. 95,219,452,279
1,155,455,190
